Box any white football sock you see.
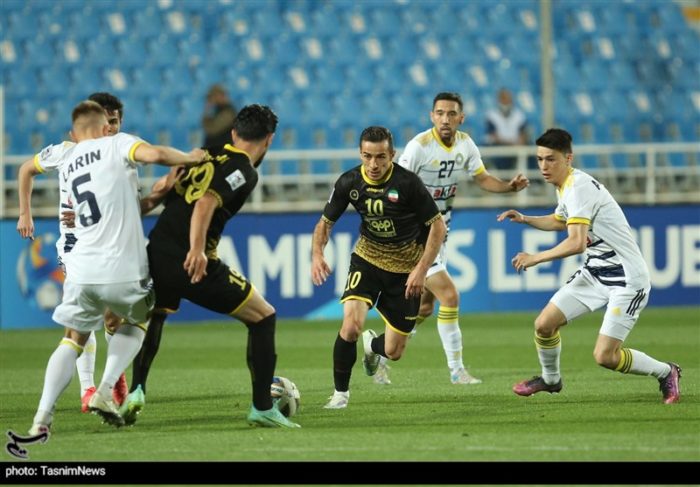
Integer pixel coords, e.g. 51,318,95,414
98,325,145,397
535,332,561,385
75,331,97,395
616,348,671,379
37,338,82,417
437,306,463,371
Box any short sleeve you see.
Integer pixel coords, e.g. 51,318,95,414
34,142,73,173
563,180,599,225
113,133,145,166
322,174,351,224
464,136,485,177
397,139,422,173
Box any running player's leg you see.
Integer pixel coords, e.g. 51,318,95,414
76,331,97,412
513,269,600,396
32,281,103,434
594,285,680,403
103,309,128,405
187,261,299,427
425,269,481,384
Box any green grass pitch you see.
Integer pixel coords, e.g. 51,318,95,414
1,307,698,462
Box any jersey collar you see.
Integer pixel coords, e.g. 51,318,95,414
361,163,394,185
432,127,455,152
557,167,575,196
224,143,251,160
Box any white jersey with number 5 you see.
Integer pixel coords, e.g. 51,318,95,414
398,128,485,233
34,133,147,284
554,168,649,287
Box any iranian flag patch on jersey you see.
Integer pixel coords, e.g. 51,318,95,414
387,189,399,202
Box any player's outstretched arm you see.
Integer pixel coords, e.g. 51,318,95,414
17,158,41,240
497,210,566,231
511,222,588,273
134,143,206,167
474,170,529,193
311,218,333,286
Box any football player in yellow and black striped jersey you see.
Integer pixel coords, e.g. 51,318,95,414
123,105,300,428
312,126,447,409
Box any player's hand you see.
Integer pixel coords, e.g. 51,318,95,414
404,268,426,299
187,148,207,165
511,252,535,273
311,256,331,286
509,173,529,192
60,210,76,228
184,249,208,284
17,214,35,240
496,209,525,223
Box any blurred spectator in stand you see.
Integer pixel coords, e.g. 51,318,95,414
202,84,237,147
485,88,528,170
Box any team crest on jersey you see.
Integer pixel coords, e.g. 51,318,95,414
39,145,53,160
349,189,359,200
225,169,246,191
387,189,399,202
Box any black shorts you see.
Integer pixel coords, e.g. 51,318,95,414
340,253,419,335
148,245,253,315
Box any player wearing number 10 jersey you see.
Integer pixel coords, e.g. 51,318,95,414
311,126,447,409
124,104,300,428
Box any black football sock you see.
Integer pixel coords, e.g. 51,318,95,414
245,313,276,411
332,333,356,392
130,312,167,395
370,333,387,357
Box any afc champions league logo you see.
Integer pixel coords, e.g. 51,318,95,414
16,233,64,311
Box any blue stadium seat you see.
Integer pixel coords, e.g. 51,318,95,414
130,66,163,97
148,36,180,66
161,65,195,97
23,37,55,66
83,36,119,67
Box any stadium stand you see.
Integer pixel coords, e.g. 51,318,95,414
1,0,699,213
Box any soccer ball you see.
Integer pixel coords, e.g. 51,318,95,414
270,376,300,417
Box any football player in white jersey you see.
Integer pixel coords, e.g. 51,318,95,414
497,128,681,403
17,100,205,436
383,92,528,386
68,92,179,413
63,92,127,412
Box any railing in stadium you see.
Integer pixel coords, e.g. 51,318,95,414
1,142,699,217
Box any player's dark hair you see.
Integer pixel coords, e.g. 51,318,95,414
88,92,124,120
359,126,394,152
536,128,573,154
433,92,463,112
71,100,106,123
233,104,278,141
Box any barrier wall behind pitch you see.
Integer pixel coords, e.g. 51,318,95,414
1,205,698,329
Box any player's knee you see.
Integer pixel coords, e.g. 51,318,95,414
340,320,363,342
384,341,406,361
533,316,556,337
441,288,459,308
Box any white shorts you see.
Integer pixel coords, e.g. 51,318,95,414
550,267,650,341
52,279,154,333
426,243,447,278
